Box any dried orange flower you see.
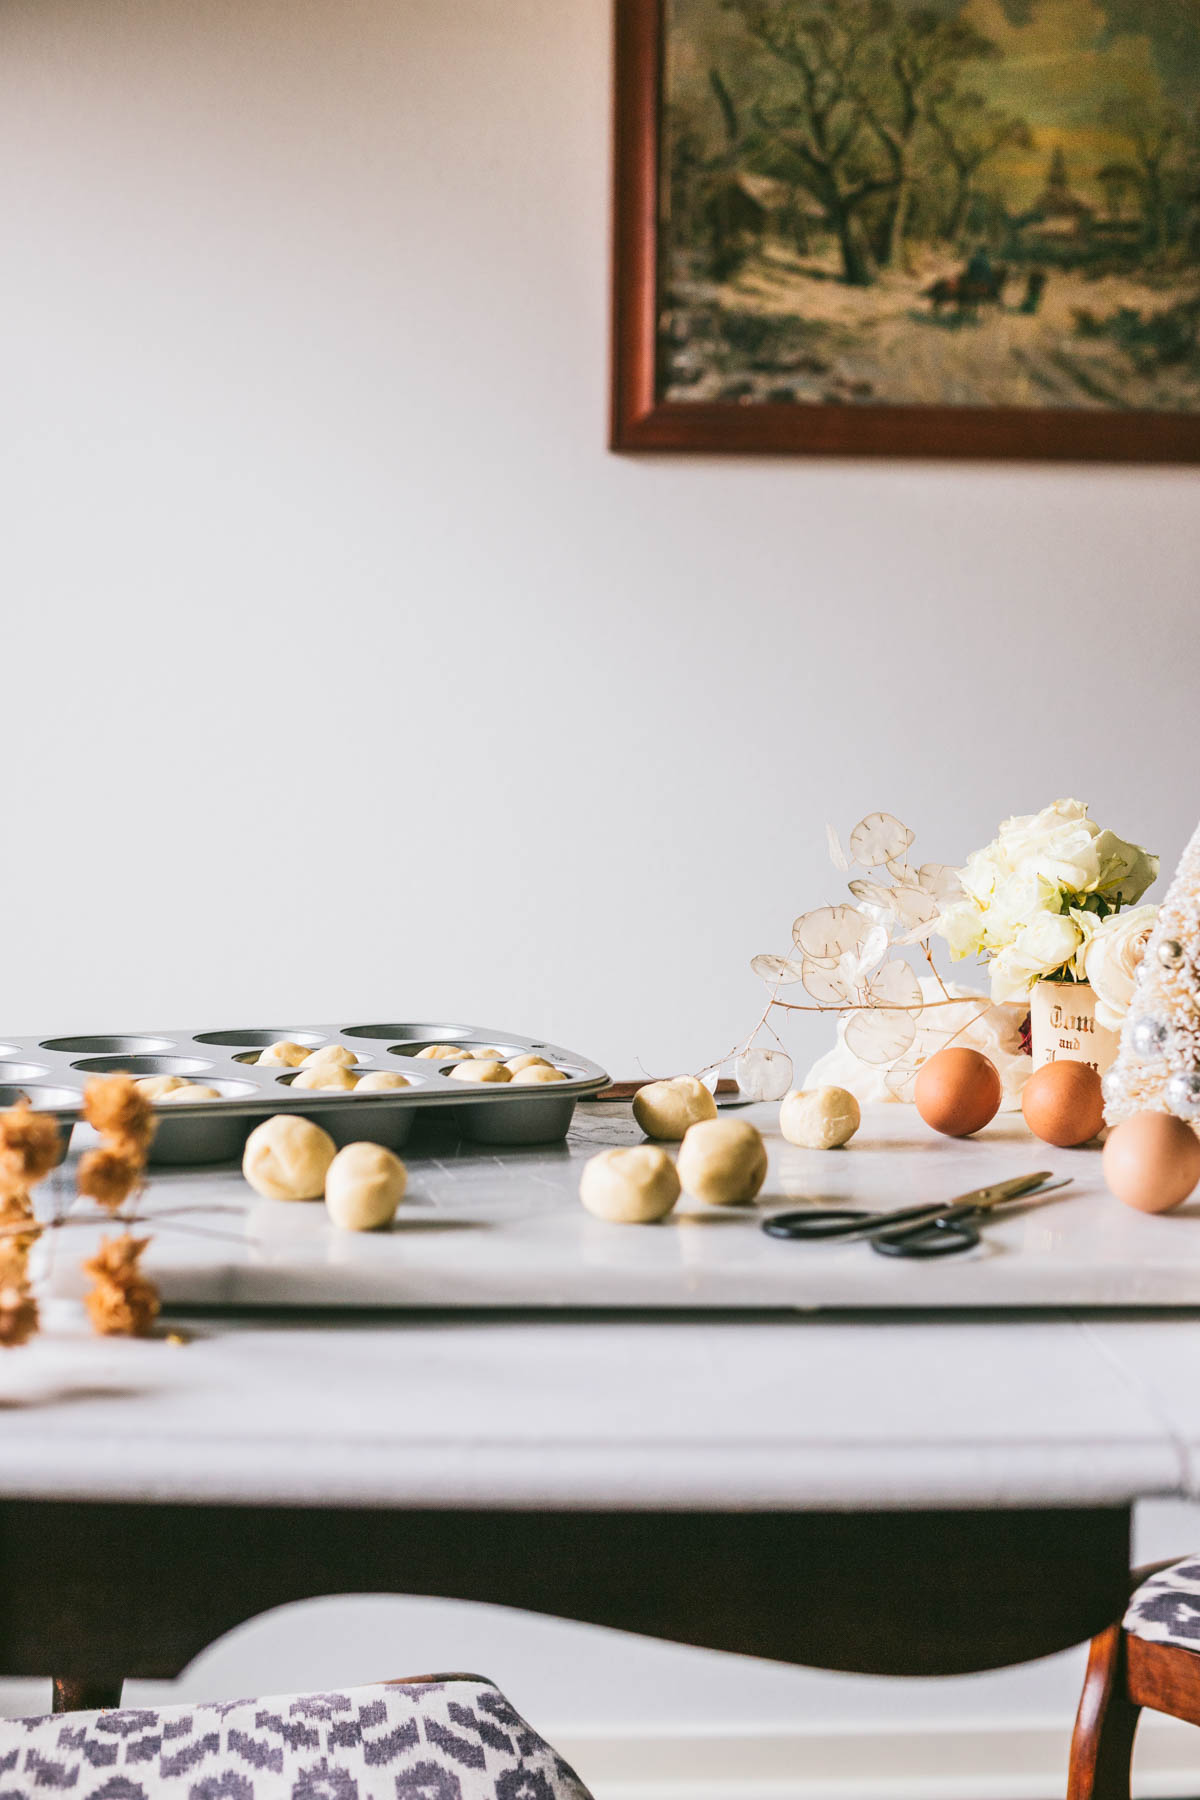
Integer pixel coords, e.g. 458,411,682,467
0,1237,34,1288
0,1191,40,1256
0,1286,39,1348
77,1146,143,1214
0,1099,61,1197
83,1233,159,1338
82,1075,155,1156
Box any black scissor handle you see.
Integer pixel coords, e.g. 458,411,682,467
871,1216,981,1259
761,1209,873,1241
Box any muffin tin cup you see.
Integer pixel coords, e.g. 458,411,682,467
0,1024,607,1167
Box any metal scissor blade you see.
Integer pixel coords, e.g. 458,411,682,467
947,1171,1066,1212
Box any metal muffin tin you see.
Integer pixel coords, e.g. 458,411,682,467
0,1025,609,1166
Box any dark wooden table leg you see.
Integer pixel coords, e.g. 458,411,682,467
0,1499,1133,1686
52,1677,124,1713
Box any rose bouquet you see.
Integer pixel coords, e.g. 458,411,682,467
936,800,1158,1013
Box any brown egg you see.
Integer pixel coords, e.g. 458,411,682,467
1103,1112,1200,1213
1021,1061,1105,1148
914,1047,1002,1138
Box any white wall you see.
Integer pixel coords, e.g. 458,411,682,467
0,0,1196,1084
1,1,1198,1794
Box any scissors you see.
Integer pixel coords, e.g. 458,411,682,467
761,1171,1073,1259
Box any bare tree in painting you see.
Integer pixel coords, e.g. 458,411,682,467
730,0,897,284
927,90,1032,244
1104,98,1185,252
862,10,999,268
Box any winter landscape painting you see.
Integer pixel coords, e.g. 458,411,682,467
610,0,1200,457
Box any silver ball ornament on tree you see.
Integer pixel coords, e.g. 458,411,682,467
1130,1015,1170,1058
1165,1072,1200,1122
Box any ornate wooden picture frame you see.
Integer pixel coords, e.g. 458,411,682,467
610,0,1200,461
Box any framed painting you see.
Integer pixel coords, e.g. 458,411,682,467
610,0,1200,459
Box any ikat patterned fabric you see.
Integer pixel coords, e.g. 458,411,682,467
1124,1556,1200,1651
0,1675,594,1799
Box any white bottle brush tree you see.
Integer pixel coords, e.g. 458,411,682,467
1104,819,1200,1128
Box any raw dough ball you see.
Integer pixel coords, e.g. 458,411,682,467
354,1070,412,1092
299,1044,357,1070
160,1084,223,1103
292,1064,358,1091
677,1118,768,1206
579,1146,680,1223
243,1115,336,1201
135,1075,189,1100
510,1064,567,1085
468,1047,505,1061
632,1076,718,1141
506,1054,553,1074
449,1060,512,1083
780,1087,861,1150
324,1141,407,1230
256,1041,311,1069
416,1044,465,1059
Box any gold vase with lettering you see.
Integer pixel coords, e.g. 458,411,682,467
1029,977,1119,1075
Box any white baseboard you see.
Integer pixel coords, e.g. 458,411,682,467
557,1714,1200,1800
5,1683,1200,1800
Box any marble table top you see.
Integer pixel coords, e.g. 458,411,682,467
37,1099,1200,1311
0,1101,1197,1512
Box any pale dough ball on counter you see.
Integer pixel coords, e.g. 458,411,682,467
243,1115,337,1201
353,1070,412,1092
416,1045,464,1059
292,1064,358,1091
632,1075,718,1141
780,1087,861,1150
256,1041,311,1069
677,1118,768,1205
134,1075,189,1100
324,1141,407,1230
300,1044,357,1070
510,1065,567,1085
506,1054,552,1074
580,1146,680,1223
159,1084,223,1103
449,1060,511,1084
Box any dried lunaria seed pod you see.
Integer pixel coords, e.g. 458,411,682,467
77,1145,144,1213
82,1075,155,1154
749,954,805,986
82,1233,159,1338
848,813,914,868
844,1006,918,1064
0,1099,61,1195
792,905,873,960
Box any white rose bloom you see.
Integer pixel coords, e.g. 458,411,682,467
990,910,1083,1001
980,869,1057,951
1077,904,1159,1030
959,845,1006,906
988,943,1045,1004
995,800,1093,873
1026,822,1105,895
1091,832,1158,905
937,898,986,959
